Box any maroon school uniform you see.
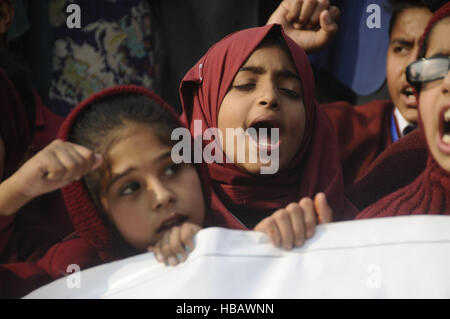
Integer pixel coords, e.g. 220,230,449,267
0,69,75,298
320,99,395,205
0,71,73,265
351,129,428,211
0,237,100,298
357,129,450,218
31,90,65,151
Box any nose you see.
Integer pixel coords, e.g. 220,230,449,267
442,70,450,94
404,47,420,77
148,179,175,211
257,80,279,109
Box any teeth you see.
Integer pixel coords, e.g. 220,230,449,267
443,134,450,144
407,94,416,102
445,109,450,122
405,87,413,93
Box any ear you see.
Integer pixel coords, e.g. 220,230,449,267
100,195,110,213
0,0,14,35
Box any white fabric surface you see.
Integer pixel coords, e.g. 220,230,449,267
25,215,450,299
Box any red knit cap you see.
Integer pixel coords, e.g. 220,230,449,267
57,86,182,260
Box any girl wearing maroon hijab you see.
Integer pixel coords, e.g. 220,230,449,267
357,2,450,219
180,24,357,249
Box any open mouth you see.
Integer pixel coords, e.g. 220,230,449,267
247,117,281,150
157,214,188,233
440,107,450,145
402,86,417,106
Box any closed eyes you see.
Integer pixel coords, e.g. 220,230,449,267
233,83,300,99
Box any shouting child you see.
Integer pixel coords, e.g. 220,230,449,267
180,24,358,249
357,2,450,218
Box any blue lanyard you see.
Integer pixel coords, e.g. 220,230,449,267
390,113,399,143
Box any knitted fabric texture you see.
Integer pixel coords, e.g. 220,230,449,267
57,85,180,259
357,2,450,218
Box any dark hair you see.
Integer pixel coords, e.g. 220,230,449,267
255,28,304,99
69,93,180,211
257,28,291,55
388,0,431,36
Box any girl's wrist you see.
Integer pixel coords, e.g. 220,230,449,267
0,176,33,216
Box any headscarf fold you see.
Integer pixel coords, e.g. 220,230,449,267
180,24,356,227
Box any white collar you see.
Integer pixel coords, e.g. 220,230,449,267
394,108,414,137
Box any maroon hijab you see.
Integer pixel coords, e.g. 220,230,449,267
357,2,450,219
180,24,356,227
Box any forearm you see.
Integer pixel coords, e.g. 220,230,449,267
0,176,32,217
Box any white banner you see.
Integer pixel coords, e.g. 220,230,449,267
25,215,450,299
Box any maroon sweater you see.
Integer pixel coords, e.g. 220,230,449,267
321,100,395,207
356,126,449,218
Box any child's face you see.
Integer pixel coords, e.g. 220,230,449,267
99,124,205,251
217,45,305,175
386,7,432,123
419,19,450,172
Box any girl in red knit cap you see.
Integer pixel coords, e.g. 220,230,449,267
1,87,207,297
356,2,450,218
58,86,208,267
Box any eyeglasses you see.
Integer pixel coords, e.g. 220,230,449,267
406,56,450,87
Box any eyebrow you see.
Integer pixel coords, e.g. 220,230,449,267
277,69,301,82
106,151,172,191
106,167,136,192
238,66,301,82
389,39,413,46
429,51,450,58
238,66,265,75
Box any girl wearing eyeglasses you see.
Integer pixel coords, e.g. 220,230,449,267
356,2,450,219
